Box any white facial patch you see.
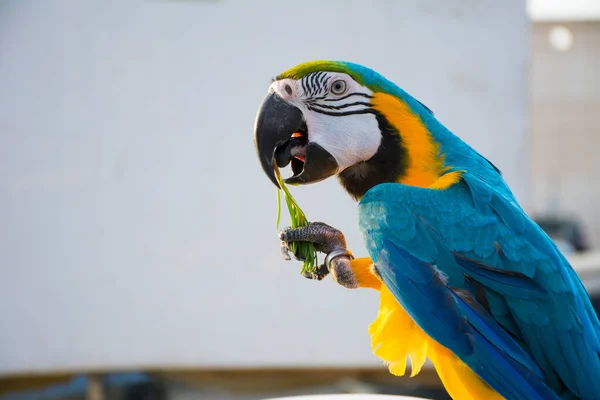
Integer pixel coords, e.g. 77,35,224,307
308,111,381,172
270,72,383,172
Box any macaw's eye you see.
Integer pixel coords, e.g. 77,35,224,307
330,80,347,95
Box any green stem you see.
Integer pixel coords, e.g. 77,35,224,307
274,167,318,274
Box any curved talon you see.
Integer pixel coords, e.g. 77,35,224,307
280,241,291,261
280,239,306,262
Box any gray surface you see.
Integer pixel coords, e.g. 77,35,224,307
0,0,529,374
530,21,600,248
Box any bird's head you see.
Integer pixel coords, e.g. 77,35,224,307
254,60,441,200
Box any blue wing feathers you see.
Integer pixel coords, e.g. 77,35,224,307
376,238,558,400
359,178,600,399
454,255,548,300
450,290,544,378
377,242,472,353
484,289,523,337
433,241,464,287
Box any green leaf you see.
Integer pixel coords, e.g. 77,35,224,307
274,168,318,274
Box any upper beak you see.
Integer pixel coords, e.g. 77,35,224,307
254,91,304,187
253,91,338,188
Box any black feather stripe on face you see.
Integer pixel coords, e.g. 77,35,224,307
337,112,407,201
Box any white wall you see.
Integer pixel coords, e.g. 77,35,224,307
0,0,529,375
528,0,600,21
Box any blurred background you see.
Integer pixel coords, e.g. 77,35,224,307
1,1,599,399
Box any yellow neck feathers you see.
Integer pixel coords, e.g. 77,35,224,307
370,93,460,189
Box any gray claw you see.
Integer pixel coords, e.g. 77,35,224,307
280,241,291,260
279,240,305,262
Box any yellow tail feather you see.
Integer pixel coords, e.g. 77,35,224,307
369,284,504,400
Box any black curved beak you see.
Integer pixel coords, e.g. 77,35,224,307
254,91,339,188
254,91,304,187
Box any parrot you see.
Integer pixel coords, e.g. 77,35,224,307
253,60,600,400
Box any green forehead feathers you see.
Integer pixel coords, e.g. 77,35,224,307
276,60,364,83
275,60,399,97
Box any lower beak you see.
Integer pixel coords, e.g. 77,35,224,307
254,92,338,188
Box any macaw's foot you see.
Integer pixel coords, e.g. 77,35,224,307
278,222,358,288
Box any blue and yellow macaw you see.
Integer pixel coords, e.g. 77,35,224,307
253,61,600,400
